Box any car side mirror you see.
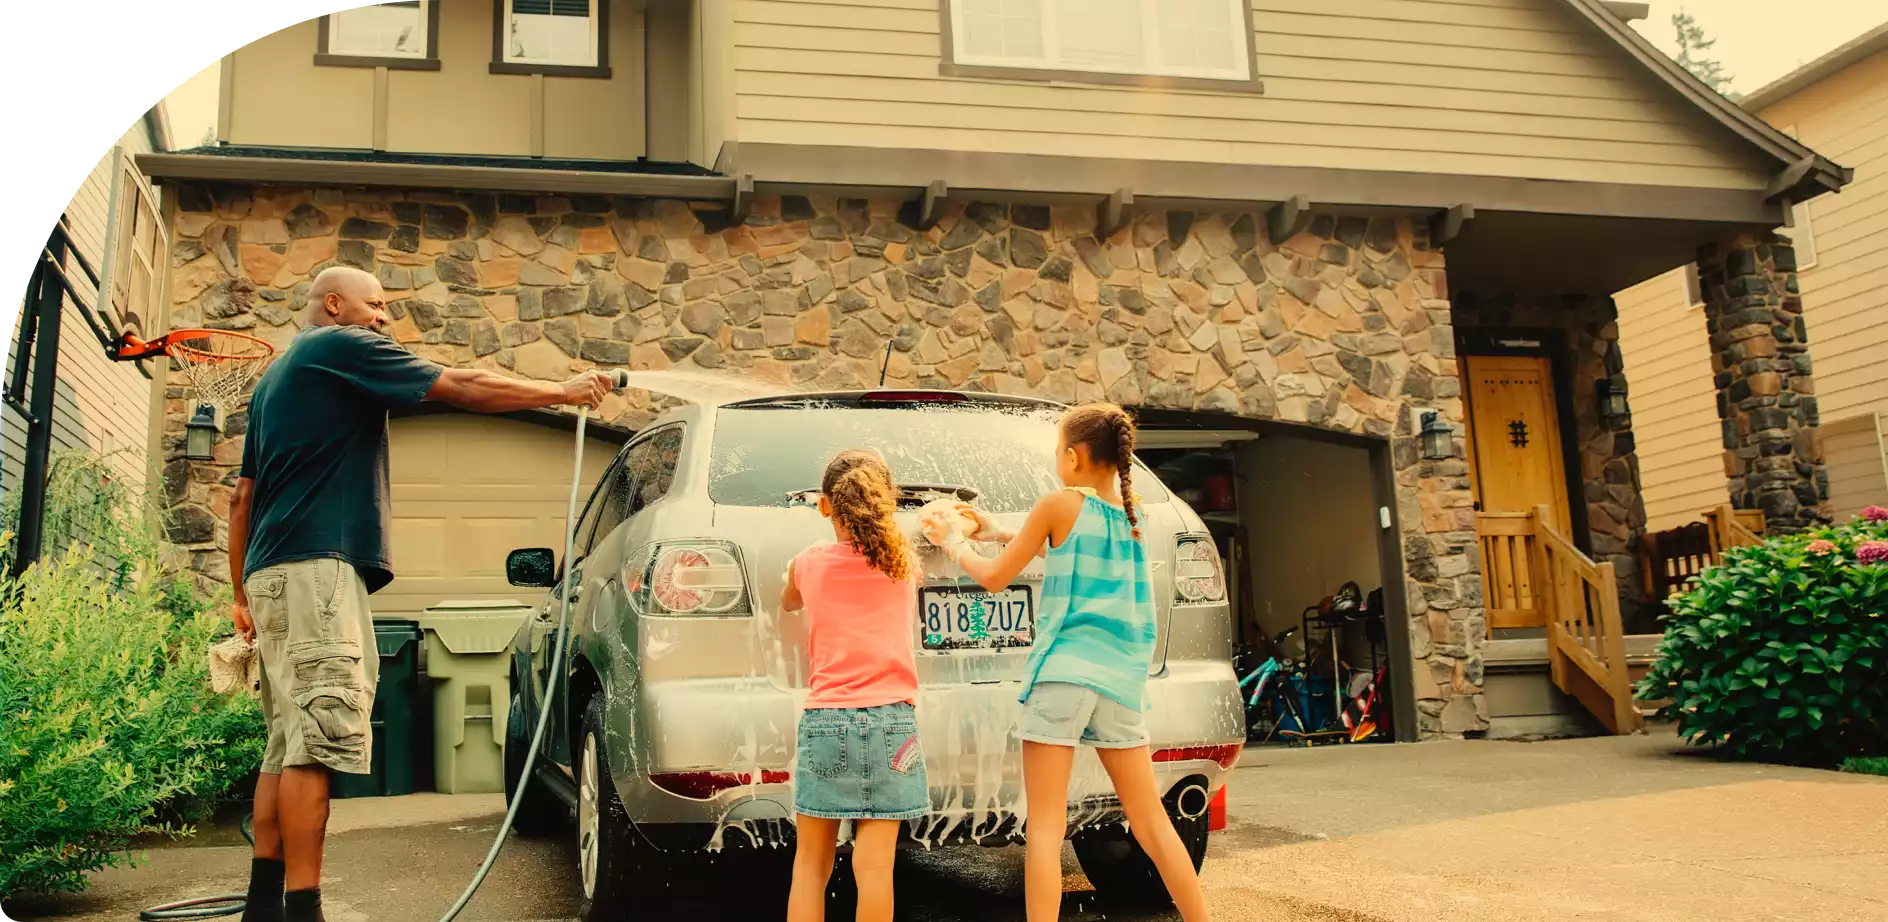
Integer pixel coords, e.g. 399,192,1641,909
506,547,557,588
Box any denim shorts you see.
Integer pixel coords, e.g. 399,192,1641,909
794,702,929,821
1017,682,1148,749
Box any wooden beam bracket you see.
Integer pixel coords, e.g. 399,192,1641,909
920,179,948,230
730,173,755,224
1428,203,1475,247
1764,156,1817,203
1096,187,1135,239
1265,194,1311,246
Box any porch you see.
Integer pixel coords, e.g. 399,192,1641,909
1473,502,1765,736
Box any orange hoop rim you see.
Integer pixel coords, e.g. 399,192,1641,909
159,328,275,364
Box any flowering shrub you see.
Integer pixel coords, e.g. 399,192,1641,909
0,454,264,897
1638,507,1888,766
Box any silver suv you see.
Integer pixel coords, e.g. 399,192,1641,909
502,390,1243,919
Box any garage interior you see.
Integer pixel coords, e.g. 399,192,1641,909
1136,415,1408,746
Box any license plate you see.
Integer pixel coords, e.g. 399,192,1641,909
919,585,1034,650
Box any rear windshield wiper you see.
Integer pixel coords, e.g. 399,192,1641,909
785,483,981,508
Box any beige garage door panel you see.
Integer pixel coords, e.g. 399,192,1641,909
1822,413,1888,523
378,415,618,617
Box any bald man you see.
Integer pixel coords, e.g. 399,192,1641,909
228,267,610,922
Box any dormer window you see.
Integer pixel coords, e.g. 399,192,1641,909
943,0,1258,90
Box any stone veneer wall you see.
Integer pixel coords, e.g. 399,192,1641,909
1452,293,1652,632
159,182,1490,736
1695,234,1826,532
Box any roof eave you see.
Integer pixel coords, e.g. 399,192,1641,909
1740,20,1888,112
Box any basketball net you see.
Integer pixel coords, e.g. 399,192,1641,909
163,330,275,412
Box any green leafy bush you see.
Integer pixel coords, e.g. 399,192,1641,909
0,453,264,898
1638,507,1888,767
1842,756,1888,777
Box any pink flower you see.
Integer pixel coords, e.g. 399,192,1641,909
1807,539,1838,556
1858,541,1888,565
1862,505,1888,523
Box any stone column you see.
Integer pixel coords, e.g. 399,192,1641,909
1696,233,1826,532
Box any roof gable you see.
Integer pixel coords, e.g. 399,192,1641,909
1550,0,1851,199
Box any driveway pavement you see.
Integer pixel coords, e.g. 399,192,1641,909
9,733,1884,922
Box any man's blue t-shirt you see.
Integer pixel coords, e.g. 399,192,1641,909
239,325,444,593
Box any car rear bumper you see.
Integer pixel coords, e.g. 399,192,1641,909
614,660,1242,851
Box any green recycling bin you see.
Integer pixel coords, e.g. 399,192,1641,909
333,618,421,799
418,600,532,794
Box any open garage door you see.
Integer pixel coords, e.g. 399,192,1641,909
376,414,620,618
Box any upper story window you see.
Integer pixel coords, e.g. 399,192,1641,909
317,2,440,70
492,0,612,77
943,0,1257,90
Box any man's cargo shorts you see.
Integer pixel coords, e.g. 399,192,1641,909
250,558,376,775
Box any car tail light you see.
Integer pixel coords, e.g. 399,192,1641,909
628,540,752,616
1209,785,1227,831
1152,744,1241,770
650,769,791,800
1173,536,1226,605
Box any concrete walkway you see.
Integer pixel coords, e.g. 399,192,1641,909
1207,733,1888,922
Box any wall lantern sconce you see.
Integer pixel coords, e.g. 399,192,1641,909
1596,377,1630,422
1419,411,1456,461
184,403,222,462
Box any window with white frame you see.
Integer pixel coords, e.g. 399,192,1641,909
948,0,1252,84
322,2,433,63
504,0,599,68
1783,199,1818,270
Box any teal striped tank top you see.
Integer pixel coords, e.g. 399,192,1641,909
1019,488,1157,711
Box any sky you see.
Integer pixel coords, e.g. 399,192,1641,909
1630,0,1887,96
156,1,1888,149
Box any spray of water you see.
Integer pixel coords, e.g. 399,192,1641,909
611,368,790,406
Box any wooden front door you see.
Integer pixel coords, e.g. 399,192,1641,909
1465,355,1572,532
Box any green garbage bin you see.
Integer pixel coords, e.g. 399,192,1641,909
333,618,421,799
418,600,531,794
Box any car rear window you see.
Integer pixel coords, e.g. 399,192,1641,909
708,403,1167,512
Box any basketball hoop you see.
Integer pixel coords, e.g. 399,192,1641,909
116,328,276,410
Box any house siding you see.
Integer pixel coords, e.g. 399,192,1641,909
1619,47,1888,530
725,0,1771,188
4,122,161,498
223,0,651,161
1613,268,1724,531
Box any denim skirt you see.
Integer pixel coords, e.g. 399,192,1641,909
794,702,928,821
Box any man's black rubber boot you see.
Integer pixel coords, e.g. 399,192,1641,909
284,888,324,922
241,858,285,922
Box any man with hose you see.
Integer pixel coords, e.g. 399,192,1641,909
228,266,611,922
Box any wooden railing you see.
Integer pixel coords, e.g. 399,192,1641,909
1475,506,1642,735
1532,505,1642,734
1478,512,1542,629
1703,504,1765,556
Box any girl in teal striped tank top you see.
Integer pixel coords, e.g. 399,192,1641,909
920,403,1211,922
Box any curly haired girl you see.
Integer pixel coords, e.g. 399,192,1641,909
780,449,924,922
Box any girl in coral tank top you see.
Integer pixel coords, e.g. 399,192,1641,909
779,449,924,922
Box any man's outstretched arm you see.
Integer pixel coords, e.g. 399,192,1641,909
426,369,612,413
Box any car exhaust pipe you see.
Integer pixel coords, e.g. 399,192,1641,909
1173,783,1211,821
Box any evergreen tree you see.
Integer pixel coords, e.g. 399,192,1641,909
1672,9,1738,98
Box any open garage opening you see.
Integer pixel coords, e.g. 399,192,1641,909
1135,407,1416,745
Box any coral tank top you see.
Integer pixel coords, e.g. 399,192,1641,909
794,542,919,710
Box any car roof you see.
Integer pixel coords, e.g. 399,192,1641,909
718,389,1066,411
